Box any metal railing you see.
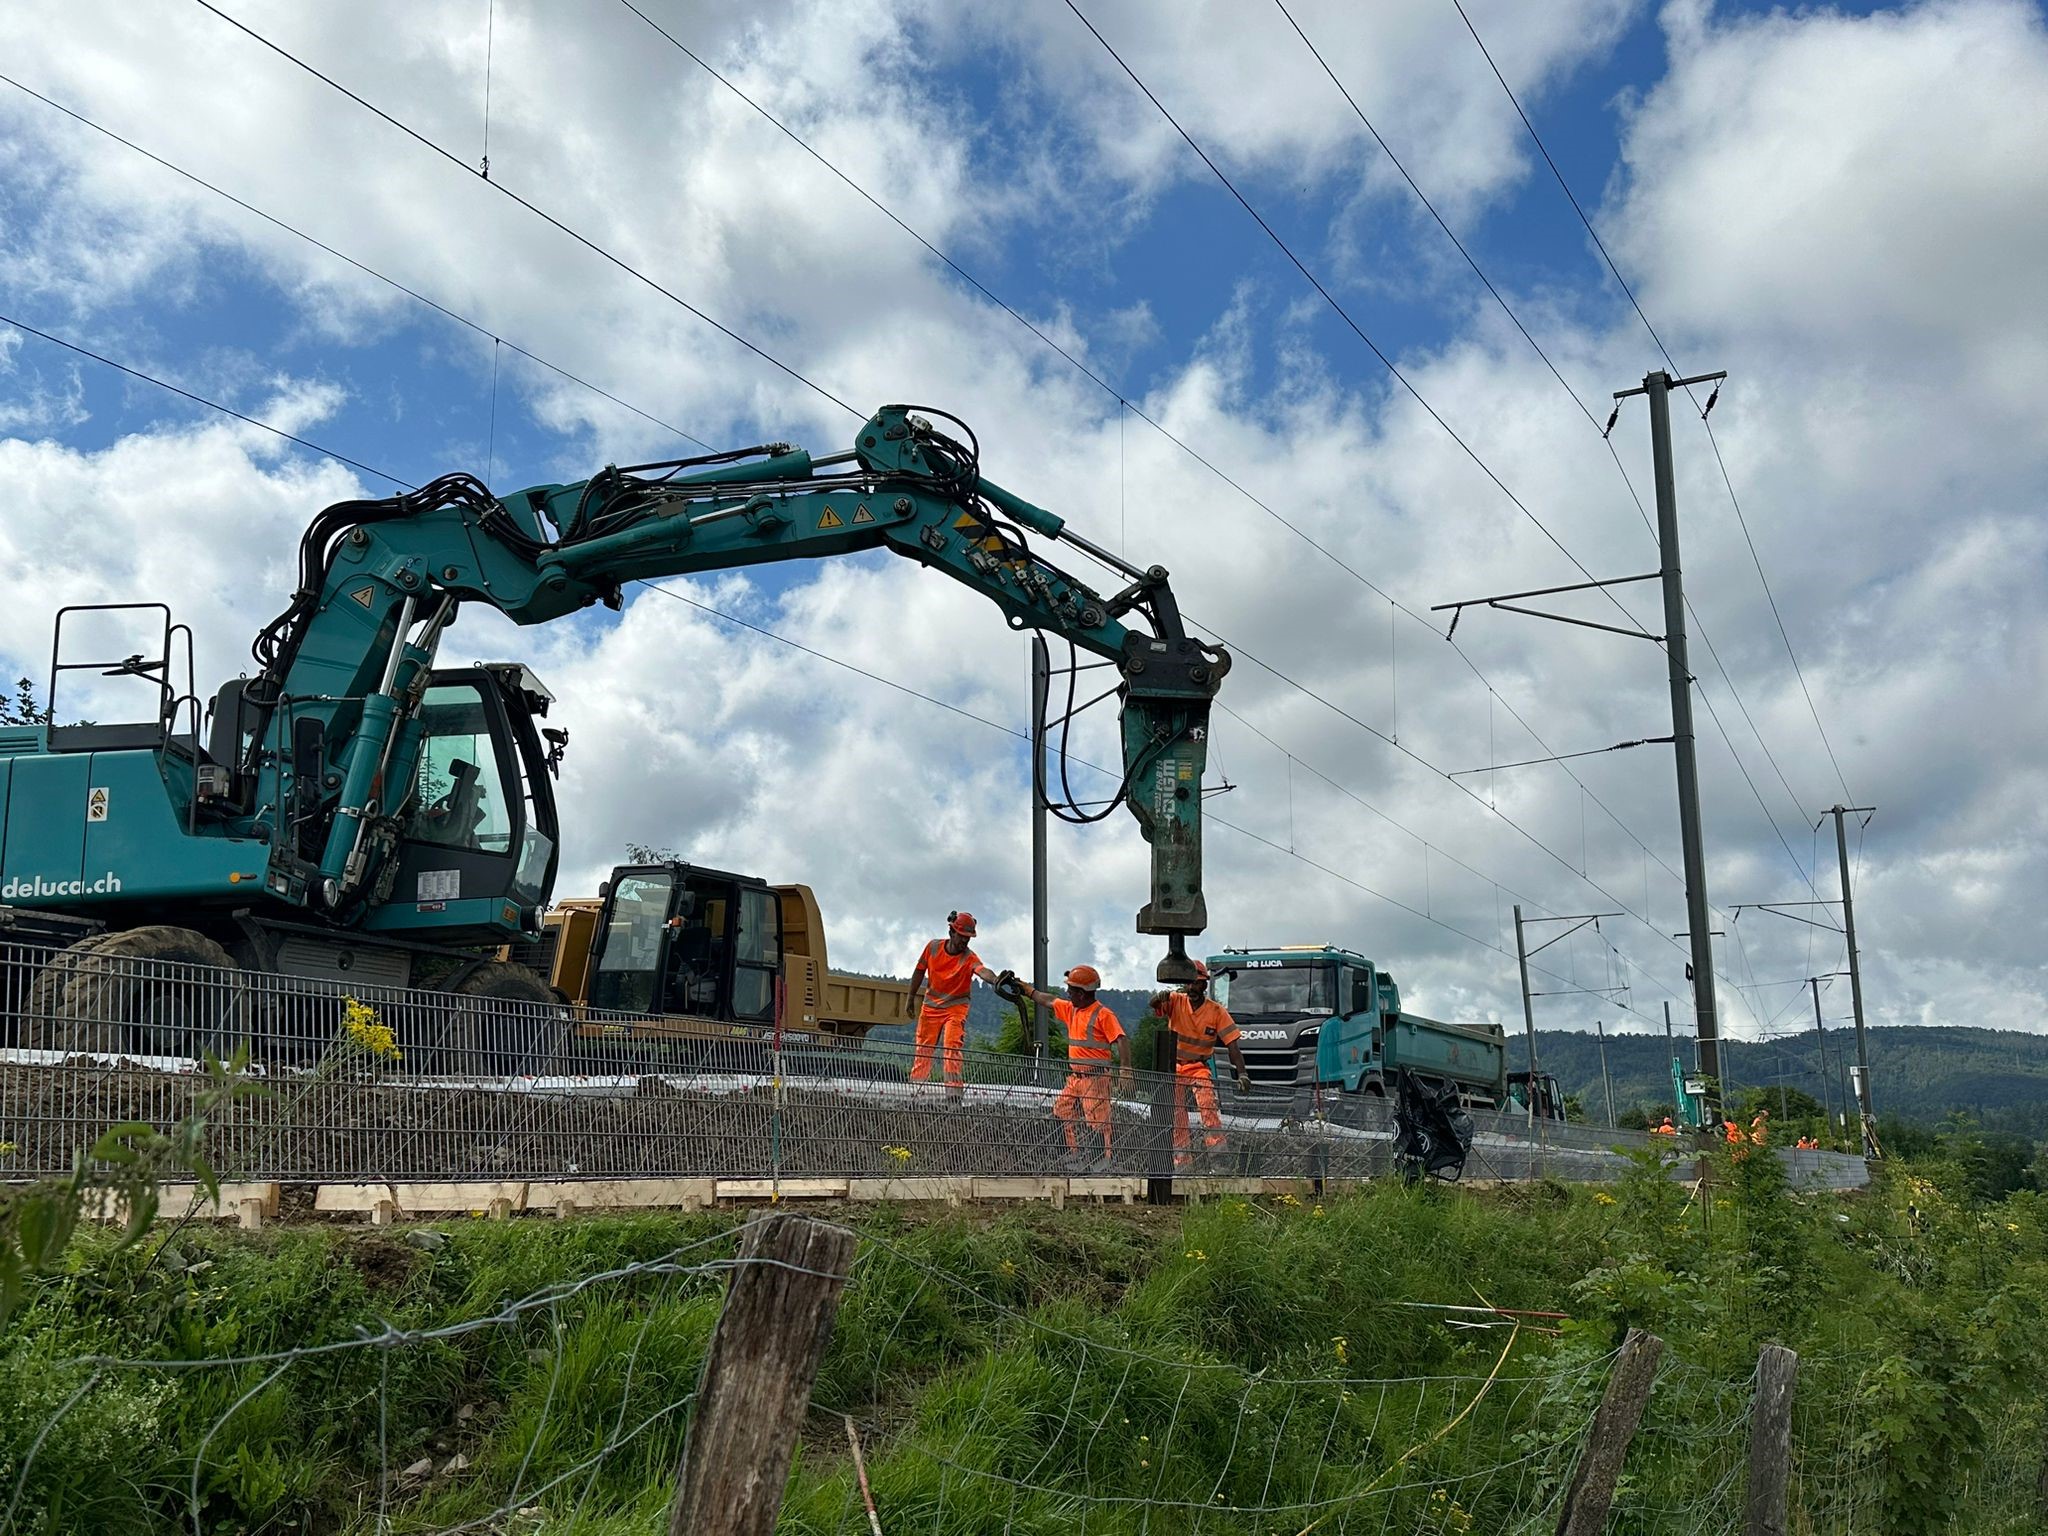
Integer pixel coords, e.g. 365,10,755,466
0,937,1868,1191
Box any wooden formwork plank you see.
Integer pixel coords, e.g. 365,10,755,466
715,1178,849,1202
971,1176,1065,1201
315,1182,531,1217
846,1177,970,1204
86,1181,280,1224
546,1178,716,1212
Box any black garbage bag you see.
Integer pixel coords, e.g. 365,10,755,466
1393,1070,1475,1182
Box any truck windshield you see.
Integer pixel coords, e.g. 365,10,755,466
1213,964,1334,1016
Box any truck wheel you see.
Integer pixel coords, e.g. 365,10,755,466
435,961,563,1075
31,927,249,1060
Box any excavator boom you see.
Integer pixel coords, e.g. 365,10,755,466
76,406,1228,979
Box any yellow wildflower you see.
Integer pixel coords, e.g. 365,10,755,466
1331,1335,1349,1366
1184,1249,1208,1262
884,1145,913,1164
998,1259,1017,1277
1311,1204,1326,1219
0,1141,16,1158
341,997,403,1062
1593,1191,1617,1207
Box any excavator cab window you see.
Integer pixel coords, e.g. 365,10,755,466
732,887,781,1023
409,688,514,853
591,870,673,1014
385,674,555,935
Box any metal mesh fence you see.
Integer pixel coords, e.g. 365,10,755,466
0,937,1868,1191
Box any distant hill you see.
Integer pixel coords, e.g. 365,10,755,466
1527,1023,2048,1137
858,987,2048,1136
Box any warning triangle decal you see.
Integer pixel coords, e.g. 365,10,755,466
850,505,875,524
817,506,844,529
348,585,376,609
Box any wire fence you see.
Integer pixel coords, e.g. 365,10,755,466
0,937,1868,1192
3,1214,2021,1535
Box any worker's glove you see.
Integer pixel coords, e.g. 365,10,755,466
1235,1070,1253,1094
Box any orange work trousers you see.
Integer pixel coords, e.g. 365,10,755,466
910,1003,968,1091
1172,1066,1226,1163
1053,1068,1112,1154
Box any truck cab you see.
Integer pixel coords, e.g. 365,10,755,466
1207,945,1373,1093
1208,943,1531,1110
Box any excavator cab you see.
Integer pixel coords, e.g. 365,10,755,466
582,861,782,1027
361,662,562,944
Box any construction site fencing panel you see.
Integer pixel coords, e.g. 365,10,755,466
0,938,1866,1191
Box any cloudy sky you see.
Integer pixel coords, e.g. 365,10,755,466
1,0,2043,1053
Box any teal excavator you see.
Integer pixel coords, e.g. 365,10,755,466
0,407,1228,1043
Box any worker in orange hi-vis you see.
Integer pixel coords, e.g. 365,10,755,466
1749,1109,1770,1147
1654,1116,1678,1136
1009,964,1132,1173
1150,960,1251,1171
907,911,998,1102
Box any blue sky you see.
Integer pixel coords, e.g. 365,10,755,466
2,0,2045,1049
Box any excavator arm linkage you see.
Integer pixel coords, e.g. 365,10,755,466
255,407,1228,979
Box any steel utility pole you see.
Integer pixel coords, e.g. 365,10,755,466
1433,366,1729,1122
1829,805,1879,1155
1595,1019,1615,1127
1030,637,1051,1059
1513,907,1623,1128
1514,904,1539,1126
1810,977,1832,1131
1632,368,1725,1114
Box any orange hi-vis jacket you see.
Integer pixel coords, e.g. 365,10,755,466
1160,993,1239,1072
1053,998,1123,1072
916,940,983,1010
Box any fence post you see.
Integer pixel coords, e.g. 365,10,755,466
1147,1019,1176,1205
1555,1328,1664,1536
667,1214,857,1536
1744,1344,1798,1536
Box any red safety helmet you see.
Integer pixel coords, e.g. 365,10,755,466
1189,959,1210,981
1064,964,1102,990
948,911,977,936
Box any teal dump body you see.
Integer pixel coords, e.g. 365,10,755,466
1380,1014,1508,1100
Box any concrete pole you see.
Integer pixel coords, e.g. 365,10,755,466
1644,371,1722,1118
1832,806,1878,1155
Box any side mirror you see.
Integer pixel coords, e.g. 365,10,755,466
597,880,611,901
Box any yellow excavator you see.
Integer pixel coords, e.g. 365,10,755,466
509,858,911,1047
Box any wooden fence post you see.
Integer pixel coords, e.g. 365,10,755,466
667,1214,857,1536
1745,1344,1799,1536
1556,1328,1665,1536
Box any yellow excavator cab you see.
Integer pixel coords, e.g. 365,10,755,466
514,866,910,1045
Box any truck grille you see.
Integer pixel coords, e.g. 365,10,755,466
1240,1025,1317,1087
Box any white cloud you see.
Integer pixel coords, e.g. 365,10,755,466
0,0,2042,1048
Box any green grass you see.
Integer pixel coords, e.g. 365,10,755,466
2,1159,2044,1534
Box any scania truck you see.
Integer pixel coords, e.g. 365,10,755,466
1207,944,1564,1115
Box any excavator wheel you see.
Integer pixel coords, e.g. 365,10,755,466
27,926,249,1060
22,932,126,1053
427,961,564,1076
